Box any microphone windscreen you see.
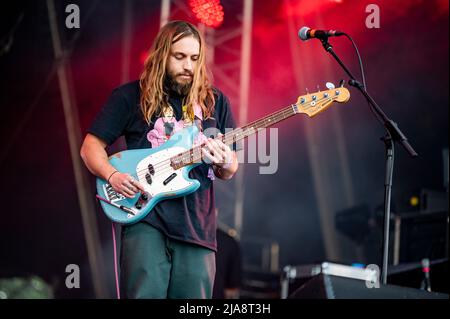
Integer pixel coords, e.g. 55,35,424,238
298,26,310,41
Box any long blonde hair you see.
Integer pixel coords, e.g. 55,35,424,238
139,21,215,124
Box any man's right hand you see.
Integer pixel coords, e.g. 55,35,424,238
80,134,146,199
109,172,146,198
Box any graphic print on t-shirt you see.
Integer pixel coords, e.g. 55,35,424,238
147,103,208,148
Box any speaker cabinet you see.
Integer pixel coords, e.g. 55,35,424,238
288,274,448,299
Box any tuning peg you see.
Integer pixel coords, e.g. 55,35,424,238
325,82,335,89
317,85,321,92
305,87,309,94
339,79,345,87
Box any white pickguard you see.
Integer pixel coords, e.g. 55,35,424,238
135,146,194,196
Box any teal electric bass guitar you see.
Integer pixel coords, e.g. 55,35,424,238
96,84,350,224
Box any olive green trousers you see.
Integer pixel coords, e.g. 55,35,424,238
120,222,215,299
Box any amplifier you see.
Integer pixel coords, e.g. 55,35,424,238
281,262,378,298
281,262,448,299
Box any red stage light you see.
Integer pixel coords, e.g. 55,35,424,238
189,0,224,28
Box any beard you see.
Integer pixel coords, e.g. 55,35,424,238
165,71,193,96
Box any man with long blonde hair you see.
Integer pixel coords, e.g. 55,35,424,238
80,20,239,298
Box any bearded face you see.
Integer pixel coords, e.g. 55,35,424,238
166,35,199,96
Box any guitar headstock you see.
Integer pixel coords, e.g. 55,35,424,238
294,84,350,117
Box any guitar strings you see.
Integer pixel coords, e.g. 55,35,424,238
116,95,338,183
134,106,296,180
133,96,336,181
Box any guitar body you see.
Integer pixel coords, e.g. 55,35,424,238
96,125,202,225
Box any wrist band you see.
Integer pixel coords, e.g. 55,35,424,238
107,170,119,184
214,164,229,176
215,162,231,171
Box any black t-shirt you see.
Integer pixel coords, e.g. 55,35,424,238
88,80,238,251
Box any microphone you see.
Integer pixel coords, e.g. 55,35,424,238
298,26,344,41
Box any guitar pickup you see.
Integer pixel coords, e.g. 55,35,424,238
145,173,152,185
163,173,177,186
148,164,155,175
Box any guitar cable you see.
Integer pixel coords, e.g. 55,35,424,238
111,222,121,299
342,33,384,126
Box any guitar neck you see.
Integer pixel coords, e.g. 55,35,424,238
171,104,297,169
223,104,297,145
170,85,350,169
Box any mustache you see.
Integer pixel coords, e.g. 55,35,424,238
177,71,193,77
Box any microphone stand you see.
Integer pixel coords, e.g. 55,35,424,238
318,36,418,285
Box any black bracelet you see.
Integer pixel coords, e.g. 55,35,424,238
214,165,228,177
107,170,119,184
213,165,221,176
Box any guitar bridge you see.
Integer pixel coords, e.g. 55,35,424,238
103,183,126,202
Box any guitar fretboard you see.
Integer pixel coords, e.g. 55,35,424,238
170,104,298,169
